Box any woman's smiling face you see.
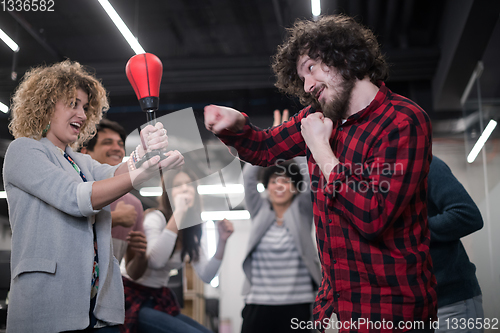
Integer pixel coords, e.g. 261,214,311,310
267,173,296,207
46,88,88,149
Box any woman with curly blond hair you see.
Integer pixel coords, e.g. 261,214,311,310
3,60,184,333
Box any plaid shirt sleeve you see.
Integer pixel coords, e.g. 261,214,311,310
216,107,315,166
325,119,431,240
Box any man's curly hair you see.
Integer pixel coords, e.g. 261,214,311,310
272,14,389,108
9,60,109,148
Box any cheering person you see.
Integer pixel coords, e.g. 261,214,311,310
121,167,233,333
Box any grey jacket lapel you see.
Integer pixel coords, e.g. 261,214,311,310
40,138,84,183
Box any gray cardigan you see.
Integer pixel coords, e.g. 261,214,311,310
3,137,125,332
241,159,321,297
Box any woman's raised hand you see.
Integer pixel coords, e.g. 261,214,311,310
173,192,192,216
272,109,289,127
217,219,234,242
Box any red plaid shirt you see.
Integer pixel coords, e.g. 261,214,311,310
218,82,437,332
120,276,180,333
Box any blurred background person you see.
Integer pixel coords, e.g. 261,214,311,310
3,60,183,333
121,167,233,333
240,110,321,333
428,156,484,333
81,119,148,281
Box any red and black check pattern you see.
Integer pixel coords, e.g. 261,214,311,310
218,82,437,332
120,276,180,333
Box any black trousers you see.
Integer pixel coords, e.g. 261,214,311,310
241,303,313,333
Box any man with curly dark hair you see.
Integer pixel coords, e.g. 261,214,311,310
205,14,437,333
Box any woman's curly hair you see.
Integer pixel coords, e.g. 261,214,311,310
272,14,389,108
8,60,109,148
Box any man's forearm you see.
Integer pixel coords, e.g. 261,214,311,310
310,143,339,179
126,252,148,280
111,210,124,227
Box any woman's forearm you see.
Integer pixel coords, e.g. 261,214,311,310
114,162,130,176
91,172,133,210
214,239,228,260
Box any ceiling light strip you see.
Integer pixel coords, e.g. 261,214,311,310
201,210,250,221
98,0,145,55
140,184,248,197
197,184,244,195
467,119,497,163
0,101,9,114
0,28,19,52
139,187,162,197
311,0,321,17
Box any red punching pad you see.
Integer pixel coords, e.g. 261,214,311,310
125,53,163,111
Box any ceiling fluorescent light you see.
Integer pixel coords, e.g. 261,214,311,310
0,191,7,199
98,0,145,55
0,101,9,113
201,210,250,221
311,0,321,17
0,28,19,52
139,187,162,197
197,184,244,195
467,119,497,163
210,276,219,288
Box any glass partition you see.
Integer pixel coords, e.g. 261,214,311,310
461,61,500,324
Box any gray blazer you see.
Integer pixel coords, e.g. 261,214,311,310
3,137,125,333
241,159,321,297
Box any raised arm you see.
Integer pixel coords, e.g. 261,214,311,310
242,163,265,218
4,138,103,217
192,219,233,283
91,123,184,210
90,151,182,210
293,156,314,214
204,105,311,166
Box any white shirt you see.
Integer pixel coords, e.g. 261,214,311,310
122,210,221,288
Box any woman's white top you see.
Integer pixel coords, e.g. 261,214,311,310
122,210,221,288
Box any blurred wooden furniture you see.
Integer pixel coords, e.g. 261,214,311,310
181,261,205,324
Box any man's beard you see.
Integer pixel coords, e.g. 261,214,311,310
318,77,355,122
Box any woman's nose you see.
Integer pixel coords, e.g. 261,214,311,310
77,106,87,120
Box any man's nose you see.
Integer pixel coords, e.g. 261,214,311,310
111,141,123,151
304,76,315,94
